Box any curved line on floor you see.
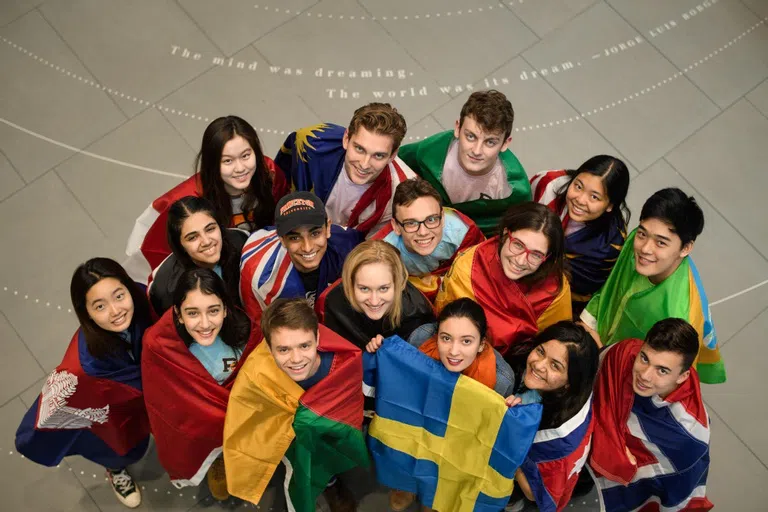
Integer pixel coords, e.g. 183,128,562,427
0,116,188,180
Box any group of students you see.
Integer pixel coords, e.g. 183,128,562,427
15,90,724,512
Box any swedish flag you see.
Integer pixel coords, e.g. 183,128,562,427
365,337,542,512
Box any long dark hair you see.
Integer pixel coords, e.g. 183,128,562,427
556,155,631,229
505,321,598,429
70,258,150,360
437,298,488,341
172,268,250,352
497,202,567,291
167,196,241,307
195,115,275,231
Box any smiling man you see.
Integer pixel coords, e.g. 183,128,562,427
275,103,415,237
588,318,713,512
372,178,484,300
580,188,725,384
223,298,367,512
239,192,362,324
397,90,531,235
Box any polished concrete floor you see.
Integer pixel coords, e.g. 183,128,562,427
1,0,767,510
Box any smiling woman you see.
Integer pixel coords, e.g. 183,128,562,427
124,116,289,285
317,240,435,352
435,202,573,355
531,155,631,316
147,196,246,316
142,267,259,500
15,258,152,509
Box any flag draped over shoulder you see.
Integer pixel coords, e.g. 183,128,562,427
519,396,594,512
239,225,361,323
581,229,725,384
16,326,150,469
371,207,485,301
224,325,368,511
123,157,287,284
531,170,626,310
275,123,413,234
142,310,259,487
398,130,531,235
435,238,572,354
365,336,542,512
589,339,713,512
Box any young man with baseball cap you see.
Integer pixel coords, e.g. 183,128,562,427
240,191,363,324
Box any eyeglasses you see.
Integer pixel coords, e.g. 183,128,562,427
394,211,443,233
505,236,548,266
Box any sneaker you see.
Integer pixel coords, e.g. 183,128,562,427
323,479,357,512
388,489,416,512
504,499,525,512
106,468,141,508
207,457,229,501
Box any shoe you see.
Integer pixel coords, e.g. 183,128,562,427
106,468,141,508
207,457,229,501
504,499,525,512
389,489,416,511
323,479,357,512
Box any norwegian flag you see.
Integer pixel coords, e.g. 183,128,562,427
589,339,713,512
519,395,594,512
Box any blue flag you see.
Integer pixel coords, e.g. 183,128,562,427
364,337,542,512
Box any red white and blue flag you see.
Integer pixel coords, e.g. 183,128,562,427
589,339,713,512
519,396,593,512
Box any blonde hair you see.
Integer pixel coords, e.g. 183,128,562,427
341,240,408,329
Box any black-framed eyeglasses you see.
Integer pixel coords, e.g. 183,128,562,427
394,211,443,233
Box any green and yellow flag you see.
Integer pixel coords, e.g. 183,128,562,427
223,326,369,511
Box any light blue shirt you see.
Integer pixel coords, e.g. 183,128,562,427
517,371,543,405
384,210,470,276
189,336,239,384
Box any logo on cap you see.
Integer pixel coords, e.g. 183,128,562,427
279,198,316,216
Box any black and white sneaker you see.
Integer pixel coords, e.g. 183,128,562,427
106,468,141,508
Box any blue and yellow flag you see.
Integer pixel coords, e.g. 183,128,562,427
364,337,542,512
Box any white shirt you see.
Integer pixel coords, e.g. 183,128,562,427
324,164,396,236
441,140,511,203
325,165,372,226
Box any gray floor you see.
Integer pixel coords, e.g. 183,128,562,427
1,0,767,510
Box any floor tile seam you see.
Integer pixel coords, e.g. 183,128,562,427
500,1,542,45
52,168,109,238
0,146,28,185
664,157,768,264
744,95,768,122
0,166,56,207
510,16,768,133
0,3,39,29
2,16,763,140
35,6,130,120
0,309,46,376
172,0,226,56
704,402,768,473
605,2,724,109
517,51,634,170
353,0,457,100
740,0,766,20
157,109,200,155
0,116,189,181
717,302,768,348
248,0,321,50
